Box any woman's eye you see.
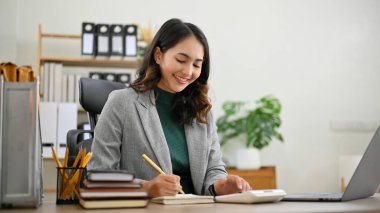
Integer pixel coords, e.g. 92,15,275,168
193,64,201,68
176,59,186,63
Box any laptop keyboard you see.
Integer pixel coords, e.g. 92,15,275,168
284,192,343,201
303,193,343,199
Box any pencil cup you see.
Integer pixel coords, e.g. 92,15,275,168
56,167,85,204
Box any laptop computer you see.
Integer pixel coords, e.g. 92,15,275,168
282,126,380,202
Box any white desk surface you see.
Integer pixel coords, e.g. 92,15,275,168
1,193,380,213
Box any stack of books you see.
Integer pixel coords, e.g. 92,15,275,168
79,170,149,209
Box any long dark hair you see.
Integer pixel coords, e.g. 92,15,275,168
130,18,211,125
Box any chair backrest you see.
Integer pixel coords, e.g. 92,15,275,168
67,78,126,166
79,78,127,129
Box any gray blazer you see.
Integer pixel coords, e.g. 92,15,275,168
87,88,227,195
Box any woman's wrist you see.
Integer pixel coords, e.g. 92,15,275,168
141,180,150,191
213,179,225,195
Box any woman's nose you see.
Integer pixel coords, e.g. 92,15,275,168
182,64,193,76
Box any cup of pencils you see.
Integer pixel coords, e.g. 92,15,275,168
52,147,92,204
56,167,85,204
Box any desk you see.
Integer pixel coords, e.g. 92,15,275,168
2,193,380,213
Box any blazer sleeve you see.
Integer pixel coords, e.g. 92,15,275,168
87,90,126,170
202,111,228,195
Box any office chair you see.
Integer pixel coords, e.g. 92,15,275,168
66,78,127,166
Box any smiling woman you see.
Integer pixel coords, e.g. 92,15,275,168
154,36,204,93
87,18,251,198
130,18,212,125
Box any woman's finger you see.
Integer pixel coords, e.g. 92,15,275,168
242,179,251,191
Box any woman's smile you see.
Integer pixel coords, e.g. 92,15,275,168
173,74,191,84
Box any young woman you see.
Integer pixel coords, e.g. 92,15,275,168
87,18,251,198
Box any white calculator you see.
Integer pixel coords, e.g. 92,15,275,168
215,189,286,204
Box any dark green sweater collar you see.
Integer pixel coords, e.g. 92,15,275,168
155,87,175,105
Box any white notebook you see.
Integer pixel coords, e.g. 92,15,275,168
215,189,286,204
151,194,214,205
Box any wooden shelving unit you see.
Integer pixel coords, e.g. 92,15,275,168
40,56,140,69
227,166,277,189
37,24,141,75
37,24,141,117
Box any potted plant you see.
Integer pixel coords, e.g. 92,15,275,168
216,95,284,169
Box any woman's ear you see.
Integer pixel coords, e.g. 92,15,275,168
154,47,162,64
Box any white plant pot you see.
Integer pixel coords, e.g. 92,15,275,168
235,148,261,170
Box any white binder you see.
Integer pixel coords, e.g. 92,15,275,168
82,22,95,55
40,102,58,158
124,25,137,57
57,103,77,158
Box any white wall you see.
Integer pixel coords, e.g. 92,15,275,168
1,0,380,193
0,0,18,61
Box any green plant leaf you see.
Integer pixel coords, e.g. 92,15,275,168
216,95,284,149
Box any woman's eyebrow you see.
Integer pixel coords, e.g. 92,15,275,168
177,52,203,62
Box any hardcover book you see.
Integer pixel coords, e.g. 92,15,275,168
83,179,141,188
79,187,147,199
79,198,149,209
86,170,135,182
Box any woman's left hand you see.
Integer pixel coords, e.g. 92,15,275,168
213,175,251,195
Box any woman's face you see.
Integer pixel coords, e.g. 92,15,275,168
154,35,204,93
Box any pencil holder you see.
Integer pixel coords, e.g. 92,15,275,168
56,167,85,204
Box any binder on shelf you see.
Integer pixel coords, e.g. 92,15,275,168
110,24,124,56
74,74,81,107
103,73,117,82
89,72,104,80
57,103,77,158
82,22,95,56
116,73,131,85
54,63,63,102
48,63,55,102
61,74,68,103
67,74,75,103
40,102,58,158
124,25,138,57
40,64,44,96
95,24,111,56
42,63,49,102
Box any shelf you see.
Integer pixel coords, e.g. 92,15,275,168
37,24,141,72
41,33,81,39
40,56,141,69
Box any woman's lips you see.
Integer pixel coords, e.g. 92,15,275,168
174,74,190,84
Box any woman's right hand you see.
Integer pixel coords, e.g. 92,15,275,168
141,174,182,198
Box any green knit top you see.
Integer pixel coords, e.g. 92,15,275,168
154,87,195,194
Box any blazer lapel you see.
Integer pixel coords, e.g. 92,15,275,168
135,91,172,174
185,121,208,194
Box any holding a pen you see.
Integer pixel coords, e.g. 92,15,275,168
142,154,185,195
